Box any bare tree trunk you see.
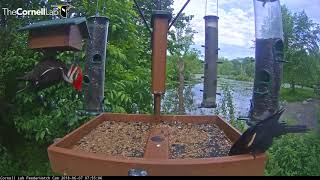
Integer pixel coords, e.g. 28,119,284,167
178,58,185,115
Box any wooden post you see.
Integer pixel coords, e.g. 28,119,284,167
151,11,172,120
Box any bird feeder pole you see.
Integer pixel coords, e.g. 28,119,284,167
151,11,172,120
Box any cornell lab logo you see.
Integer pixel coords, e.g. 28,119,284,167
2,4,74,18
52,4,75,18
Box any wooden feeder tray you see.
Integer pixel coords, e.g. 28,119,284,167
48,114,267,176
19,17,89,51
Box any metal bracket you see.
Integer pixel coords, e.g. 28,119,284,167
216,48,221,54
276,60,289,63
254,89,269,96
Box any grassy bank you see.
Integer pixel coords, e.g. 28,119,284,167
280,88,319,102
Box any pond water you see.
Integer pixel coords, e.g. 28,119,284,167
162,79,254,119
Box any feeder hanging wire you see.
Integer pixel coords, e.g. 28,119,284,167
205,0,207,16
95,0,99,16
103,1,107,15
217,0,219,17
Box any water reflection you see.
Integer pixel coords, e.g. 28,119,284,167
163,79,253,119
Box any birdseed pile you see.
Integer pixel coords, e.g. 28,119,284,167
73,121,150,158
160,121,232,159
72,121,232,159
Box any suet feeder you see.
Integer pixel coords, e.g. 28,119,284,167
19,17,89,51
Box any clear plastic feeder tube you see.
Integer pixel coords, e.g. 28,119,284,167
254,0,284,40
249,0,285,125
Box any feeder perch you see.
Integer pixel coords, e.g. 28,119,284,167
19,17,89,51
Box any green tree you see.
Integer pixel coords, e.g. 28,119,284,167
282,6,320,91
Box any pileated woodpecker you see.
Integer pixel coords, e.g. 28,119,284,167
229,109,309,158
19,57,83,91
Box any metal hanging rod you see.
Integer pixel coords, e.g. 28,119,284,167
133,0,152,34
205,0,208,16
95,0,99,16
217,0,219,17
168,0,191,30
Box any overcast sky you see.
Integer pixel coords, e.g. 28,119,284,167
173,0,320,59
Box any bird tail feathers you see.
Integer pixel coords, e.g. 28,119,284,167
284,125,309,134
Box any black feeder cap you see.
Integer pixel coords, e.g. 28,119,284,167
87,16,110,24
257,0,278,2
204,15,219,21
152,10,172,24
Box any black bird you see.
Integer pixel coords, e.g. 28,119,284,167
229,109,309,158
18,57,83,92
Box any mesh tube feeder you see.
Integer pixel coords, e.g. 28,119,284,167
201,15,219,108
83,16,110,114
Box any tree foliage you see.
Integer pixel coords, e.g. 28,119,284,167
266,133,320,176
217,57,255,81
0,0,202,147
282,6,320,90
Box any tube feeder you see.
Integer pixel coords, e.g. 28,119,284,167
83,16,110,114
249,0,285,125
201,15,219,108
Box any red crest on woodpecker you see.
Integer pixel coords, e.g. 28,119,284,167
64,65,83,91
73,67,83,91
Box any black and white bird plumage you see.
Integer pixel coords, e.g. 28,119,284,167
18,57,82,91
229,109,309,158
